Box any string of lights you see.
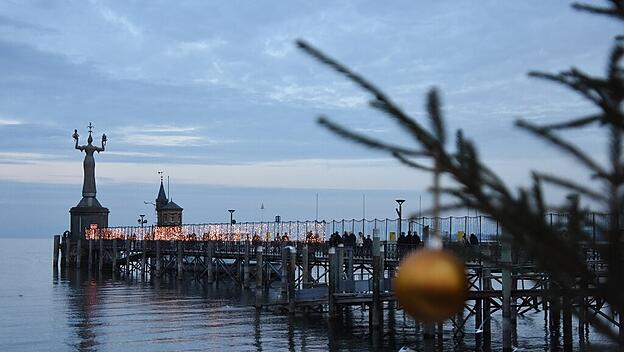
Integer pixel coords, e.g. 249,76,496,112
85,221,327,242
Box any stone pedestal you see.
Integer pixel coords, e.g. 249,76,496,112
70,196,109,241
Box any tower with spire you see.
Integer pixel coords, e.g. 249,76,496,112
155,174,183,226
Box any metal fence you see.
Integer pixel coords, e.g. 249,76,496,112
84,212,618,242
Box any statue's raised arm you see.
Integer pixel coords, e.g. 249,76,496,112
73,129,85,151
95,133,106,153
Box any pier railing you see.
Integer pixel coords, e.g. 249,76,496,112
84,212,618,243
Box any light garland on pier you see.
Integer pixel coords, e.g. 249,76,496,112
85,221,327,242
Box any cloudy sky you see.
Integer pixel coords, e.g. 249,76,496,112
0,1,619,237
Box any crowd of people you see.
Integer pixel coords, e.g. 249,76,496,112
243,228,481,248
460,232,480,246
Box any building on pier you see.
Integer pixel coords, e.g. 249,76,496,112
155,178,183,226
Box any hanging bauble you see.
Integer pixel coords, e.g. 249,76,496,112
394,248,468,322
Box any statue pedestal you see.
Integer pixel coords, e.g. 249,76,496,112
70,197,109,240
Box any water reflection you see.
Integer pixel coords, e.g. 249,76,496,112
50,267,619,352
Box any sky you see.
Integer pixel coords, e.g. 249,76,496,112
0,1,620,237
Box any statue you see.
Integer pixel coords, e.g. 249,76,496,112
73,122,107,198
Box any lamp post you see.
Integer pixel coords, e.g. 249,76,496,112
144,201,156,225
138,214,147,228
228,209,235,236
396,199,405,241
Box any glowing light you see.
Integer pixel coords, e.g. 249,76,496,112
85,221,327,243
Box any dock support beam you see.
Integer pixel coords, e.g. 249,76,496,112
64,237,71,268
288,246,296,314
371,231,381,332
125,240,130,277
76,238,82,269
112,239,118,274
337,244,344,284
88,239,93,271
302,244,310,288
98,238,103,272
53,235,60,268
141,241,147,279
281,246,288,294
243,240,250,289
502,232,512,352
328,247,337,317
255,246,264,309
155,240,161,277
206,242,213,284
482,268,492,349
177,240,183,280
563,294,573,351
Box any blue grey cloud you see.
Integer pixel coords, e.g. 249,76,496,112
0,1,619,235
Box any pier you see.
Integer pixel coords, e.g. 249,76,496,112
53,214,623,351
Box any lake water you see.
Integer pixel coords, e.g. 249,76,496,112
0,239,618,351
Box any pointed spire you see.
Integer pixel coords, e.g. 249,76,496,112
156,178,167,209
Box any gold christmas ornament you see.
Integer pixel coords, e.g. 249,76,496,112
394,248,468,322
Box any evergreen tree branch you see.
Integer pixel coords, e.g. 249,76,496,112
392,152,434,171
516,119,609,178
539,114,601,130
533,171,608,201
297,40,440,151
318,116,429,157
572,1,624,20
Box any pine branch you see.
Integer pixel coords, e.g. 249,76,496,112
572,1,624,20
297,40,440,150
427,89,446,145
318,116,429,157
533,171,608,201
516,119,609,178
392,151,434,171
529,70,605,107
539,114,601,130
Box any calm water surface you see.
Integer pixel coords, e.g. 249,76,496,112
0,239,617,351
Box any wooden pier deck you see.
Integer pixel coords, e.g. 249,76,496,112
52,234,621,352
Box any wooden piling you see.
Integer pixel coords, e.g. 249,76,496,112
328,247,337,317
156,240,162,277
76,238,82,269
256,246,264,289
112,239,118,273
281,246,288,294
619,310,624,346
88,239,93,271
141,241,147,278
337,244,344,284
423,324,435,340
371,233,381,331
501,234,512,352
475,296,483,348
550,295,561,334
288,246,296,314
177,240,183,280
53,235,60,268
243,240,250,289
302,244,310,288
98,238,103,272
562,294,573,351
482,268,492,349
206,241,214,284
64,237,71,268
577,279,587,342
346,247,354,281
255,245,263,309
125,240,130,277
